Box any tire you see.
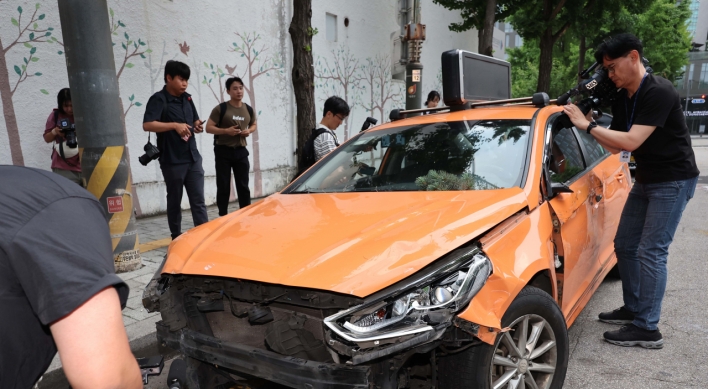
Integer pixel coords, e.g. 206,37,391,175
438,286,569,389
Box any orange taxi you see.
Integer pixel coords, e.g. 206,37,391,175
143,93,630,388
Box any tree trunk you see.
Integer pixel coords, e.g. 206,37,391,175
536,29,554,93
247,86,263,198
289,0,316,174
479,0,497,56
0,38,25,166
577,36,586,83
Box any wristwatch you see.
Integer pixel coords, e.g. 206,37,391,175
586,121,598,134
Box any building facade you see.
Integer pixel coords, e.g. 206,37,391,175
678,0,708,134
0,0,498,215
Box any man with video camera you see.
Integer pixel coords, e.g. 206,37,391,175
563,33,699,349
143,60,208,240
43,88,82,186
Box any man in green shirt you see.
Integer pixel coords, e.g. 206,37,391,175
206,77,258,215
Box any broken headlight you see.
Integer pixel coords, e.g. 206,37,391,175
324,249,491,342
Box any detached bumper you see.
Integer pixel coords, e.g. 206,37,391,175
156,322,371,389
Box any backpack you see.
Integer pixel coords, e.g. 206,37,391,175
297,127,335,176
214,102,254,145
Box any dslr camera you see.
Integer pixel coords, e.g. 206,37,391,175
139,141,160,166
58,118,78,148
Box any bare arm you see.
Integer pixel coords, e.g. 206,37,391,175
50,287,142,389
241,121,257,137
563,105,655,152
144,121,191,137
205,118,240,136
44,127,62,143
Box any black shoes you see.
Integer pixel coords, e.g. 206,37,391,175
603,324,664,349
598,306,635,325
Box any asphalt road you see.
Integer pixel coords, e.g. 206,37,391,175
144,139,708,389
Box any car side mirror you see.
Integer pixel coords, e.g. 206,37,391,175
551,182,573,196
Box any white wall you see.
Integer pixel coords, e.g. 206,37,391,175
0,0,485,215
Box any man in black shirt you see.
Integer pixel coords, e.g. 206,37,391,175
0,166,141,389
564,33,699,349
143,60,208,239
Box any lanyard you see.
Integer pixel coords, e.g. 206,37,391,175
624,73,648,132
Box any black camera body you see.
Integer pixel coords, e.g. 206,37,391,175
139,141,160,166
58,118,78,148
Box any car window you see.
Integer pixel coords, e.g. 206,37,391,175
575,129,608,166
289,119,532,193
549,127,585,183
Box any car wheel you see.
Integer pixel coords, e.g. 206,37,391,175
438,286,569,389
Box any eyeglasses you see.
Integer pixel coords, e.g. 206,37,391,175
335,114,347,121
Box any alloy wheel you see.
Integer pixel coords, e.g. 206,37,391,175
490,314,557,389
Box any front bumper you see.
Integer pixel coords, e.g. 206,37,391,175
157,322,371,389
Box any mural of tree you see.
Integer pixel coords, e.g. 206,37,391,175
202,62,227,103
359,54,403,123
143,40,176,94
109,8,149,118
227,31,284,197
0,2,54,165
315,47,361,140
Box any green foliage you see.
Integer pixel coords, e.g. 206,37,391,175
634,0,692,81
40,89,49,95
415,170,491,191
433,0,516,33
307,27,319,37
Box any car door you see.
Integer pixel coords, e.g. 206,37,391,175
545,118,604,319
575,128,631,267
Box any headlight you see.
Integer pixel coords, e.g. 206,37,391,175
324,248,492,343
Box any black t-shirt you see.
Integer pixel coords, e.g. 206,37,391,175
142,87,201,166
0,166,129,389
609,74,699,184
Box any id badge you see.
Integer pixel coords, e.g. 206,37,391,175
619,150,631,163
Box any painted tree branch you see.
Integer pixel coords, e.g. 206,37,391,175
4,4,48,54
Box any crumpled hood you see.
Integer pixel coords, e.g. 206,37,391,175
163,189,528,297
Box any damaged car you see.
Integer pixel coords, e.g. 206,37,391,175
143,51,630,389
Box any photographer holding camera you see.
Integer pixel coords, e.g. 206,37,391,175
43,88,82,186
142,60,208,240
563,33,699,349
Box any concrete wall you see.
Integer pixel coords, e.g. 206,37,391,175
0,0,493,215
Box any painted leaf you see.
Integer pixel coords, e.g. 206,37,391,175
11,18,18,27
140,54,146,59
36,3,40,9
23,58,28,64
122,43,127,50
17,6,23,14
34,72,42,76
14,66,21,76
140,41,146,46
38,14,45,20
133,42,137,49
145,49,152,54
129,94,134,101
31,57,39,62
118,21,125,27
58,50,63,55
125,63,134,68
124,32,129,40
48,27,53,31
109,8,114,17
46,32,51,36
30,47,36,54
40,89,49,95
33,23,38,29
29,32,35,40
135,102,142,107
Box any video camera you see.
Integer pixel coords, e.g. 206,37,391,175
556,58,653,118
58,118,78,149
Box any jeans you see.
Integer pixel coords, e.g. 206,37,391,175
614,176,698,330
160,159,208,239
214,145,251,216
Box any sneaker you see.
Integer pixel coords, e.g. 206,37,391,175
598,306,635,325
603,324,664,349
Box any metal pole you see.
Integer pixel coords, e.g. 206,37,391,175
405,1,425,112
58,0,142,272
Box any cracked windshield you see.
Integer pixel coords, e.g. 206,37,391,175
291,119,531,193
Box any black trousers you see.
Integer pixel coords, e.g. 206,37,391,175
160,159,208,239
214,145,251,216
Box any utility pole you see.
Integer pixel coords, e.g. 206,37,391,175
404,0,426,112
58,0,142,272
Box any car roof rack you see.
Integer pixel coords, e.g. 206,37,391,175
389,92,551,121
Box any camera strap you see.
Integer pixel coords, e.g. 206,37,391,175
624,73,648,132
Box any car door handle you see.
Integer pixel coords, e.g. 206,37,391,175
615,173,625,184
595,195,603,202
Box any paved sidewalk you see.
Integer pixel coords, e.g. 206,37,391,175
39,200,256,388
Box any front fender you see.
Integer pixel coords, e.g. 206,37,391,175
457,203,557,344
